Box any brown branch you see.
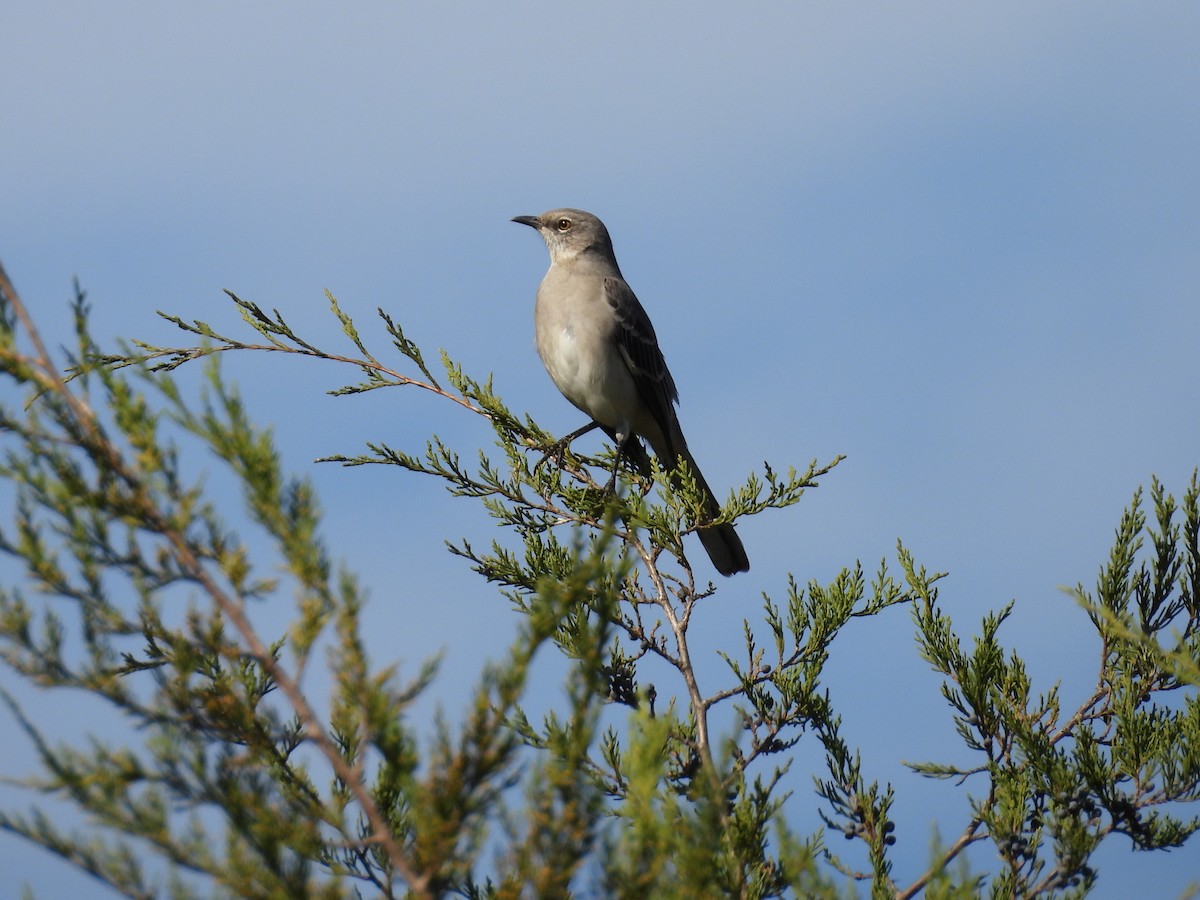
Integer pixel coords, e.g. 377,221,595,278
896,815,987,900
137,335,487,418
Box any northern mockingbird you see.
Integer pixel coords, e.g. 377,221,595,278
512,208,749,576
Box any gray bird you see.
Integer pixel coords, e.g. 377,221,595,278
512,208,749,576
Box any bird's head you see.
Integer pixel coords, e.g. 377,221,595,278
512,208,615,263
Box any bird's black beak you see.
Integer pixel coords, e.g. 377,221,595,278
511,215,541,229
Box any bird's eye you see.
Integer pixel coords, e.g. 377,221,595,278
556,218,572,231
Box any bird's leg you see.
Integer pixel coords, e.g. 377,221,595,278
560,420,603,446
604,431,629,493
536,420,602,472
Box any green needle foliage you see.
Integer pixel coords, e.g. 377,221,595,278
0,263,1197,898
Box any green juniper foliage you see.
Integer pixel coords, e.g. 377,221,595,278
0,263,1197,898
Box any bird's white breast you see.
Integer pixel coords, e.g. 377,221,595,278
535,283,639,432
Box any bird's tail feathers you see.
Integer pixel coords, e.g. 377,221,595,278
674,446,749,576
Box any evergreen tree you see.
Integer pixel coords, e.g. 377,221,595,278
1,263,1197,898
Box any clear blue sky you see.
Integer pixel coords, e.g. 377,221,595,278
3,3,1198,896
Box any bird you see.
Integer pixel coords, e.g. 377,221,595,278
512,208,749,576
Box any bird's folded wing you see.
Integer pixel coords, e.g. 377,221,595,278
604,276,680,444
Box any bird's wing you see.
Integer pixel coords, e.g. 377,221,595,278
604,276,682,452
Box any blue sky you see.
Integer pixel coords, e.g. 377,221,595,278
3,3,1199,896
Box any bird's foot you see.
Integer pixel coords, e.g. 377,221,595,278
534,437,571,473
533,421,601,474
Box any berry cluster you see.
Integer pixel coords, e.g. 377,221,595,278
995,831,1033,862
840,797,897,846
1054,788,1098,819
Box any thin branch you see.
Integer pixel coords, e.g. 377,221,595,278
133,333,486,418
896,815,987,900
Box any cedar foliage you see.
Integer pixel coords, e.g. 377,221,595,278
1,266,1197,898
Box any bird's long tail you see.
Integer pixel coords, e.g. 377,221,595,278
674,446,749,576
